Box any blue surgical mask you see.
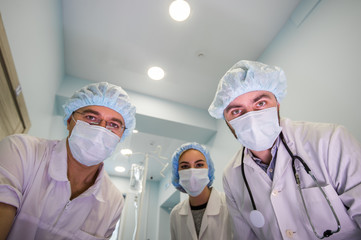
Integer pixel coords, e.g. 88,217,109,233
229,107,282,151
68,120,120,166
179,168,210,197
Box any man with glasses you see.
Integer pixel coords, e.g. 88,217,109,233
208,60,361,239
0,82,136,240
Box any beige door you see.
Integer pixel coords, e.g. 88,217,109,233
0,13,31,141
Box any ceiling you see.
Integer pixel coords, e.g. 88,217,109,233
61,0,301,181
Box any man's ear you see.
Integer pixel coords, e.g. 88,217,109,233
66,116,72,131
225,120,237,139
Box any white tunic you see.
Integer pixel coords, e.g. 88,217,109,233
223,118,361,239
0,134,124,240
170,188,233,240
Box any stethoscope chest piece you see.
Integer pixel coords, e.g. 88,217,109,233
250,210,265,228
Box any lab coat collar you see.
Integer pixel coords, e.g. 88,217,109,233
178,188,221,215
49,138,68,182
178,188,222,239
49,138,106,202
272,119,296,185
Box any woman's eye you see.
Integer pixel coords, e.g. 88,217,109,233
196,163,204,168
180,165,189,169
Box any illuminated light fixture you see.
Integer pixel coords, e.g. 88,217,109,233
121,148,133,156
115,166,126,173
133,129,139,133
169,0,190,22
147,66,165,80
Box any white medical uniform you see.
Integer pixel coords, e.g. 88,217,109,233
0,134,124,240
170,188,233,240
223,118,361,239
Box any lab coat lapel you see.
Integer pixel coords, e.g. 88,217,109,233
181,200,198,239
272,132,295,187
197,189,220,239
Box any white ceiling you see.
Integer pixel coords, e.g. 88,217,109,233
61,0,301,181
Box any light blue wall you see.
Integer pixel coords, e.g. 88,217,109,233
0,0,64,139
206,0,361,194
259,0,361,142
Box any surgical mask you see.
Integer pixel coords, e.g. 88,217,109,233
68,120,120,166
229,107,282,151
179,168,210,197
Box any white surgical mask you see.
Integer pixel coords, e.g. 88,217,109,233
68,120,120,166
179,168,210,197
229,107,282,151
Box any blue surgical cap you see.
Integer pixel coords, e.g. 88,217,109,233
171,142,215,193
208,60,287,119
63,82,136,141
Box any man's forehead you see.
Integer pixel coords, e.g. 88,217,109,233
77,105,124,120
228,90,275,105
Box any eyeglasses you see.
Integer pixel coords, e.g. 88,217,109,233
73,111,126,135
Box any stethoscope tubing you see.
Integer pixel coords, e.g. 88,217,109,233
241,132,341,238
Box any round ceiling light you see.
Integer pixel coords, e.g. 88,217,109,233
147,66,165,80
169,0,190,22
115,166,126,173
121,148,133,156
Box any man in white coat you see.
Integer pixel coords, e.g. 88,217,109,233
208,60,361,239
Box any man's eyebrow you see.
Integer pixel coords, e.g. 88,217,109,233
81,109,101,115
81,109,124,125
224,103,243,113
253,94,272,103
110,117,124,125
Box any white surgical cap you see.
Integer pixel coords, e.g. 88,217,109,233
63,82,136,141
208,60,287,119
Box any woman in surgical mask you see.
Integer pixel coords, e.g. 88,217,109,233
169,142,233,240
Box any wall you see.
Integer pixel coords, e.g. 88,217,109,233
205,0,361,195
259,0,361,142
0,0,64,139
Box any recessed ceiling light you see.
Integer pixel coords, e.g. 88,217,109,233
169,0,190,22
115,166,126,173
133,129,139,133
121,148,133,156
148,66,165,80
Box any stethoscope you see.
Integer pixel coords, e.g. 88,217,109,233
241,132,341,239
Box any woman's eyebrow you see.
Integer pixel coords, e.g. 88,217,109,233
195,159,206,163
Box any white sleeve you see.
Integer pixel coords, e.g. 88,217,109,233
0,135,27,209
329,125,361,228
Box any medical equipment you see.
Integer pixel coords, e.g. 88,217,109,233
241,132,341,239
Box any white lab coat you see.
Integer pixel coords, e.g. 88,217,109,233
170,188,233,240
223,118,361,240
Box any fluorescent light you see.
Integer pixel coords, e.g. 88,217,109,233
115,166,126,173
121,148,133,156
133,129,139,133
169,0,190,22
148,66,165,80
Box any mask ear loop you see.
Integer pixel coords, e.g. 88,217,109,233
241,147,265,228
